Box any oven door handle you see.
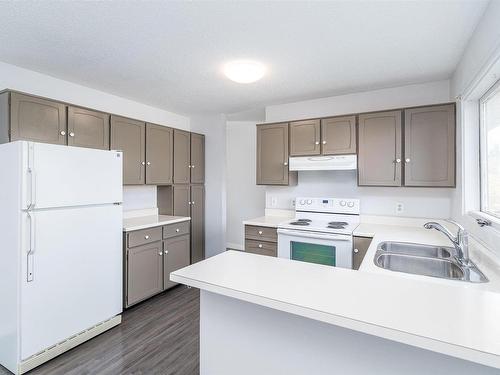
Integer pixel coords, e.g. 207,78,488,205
277,228,352,241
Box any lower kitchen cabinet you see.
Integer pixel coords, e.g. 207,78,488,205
244,225,278,257
124,222,192,308
125,241,163,307
353,236,373,270
164,234,190,290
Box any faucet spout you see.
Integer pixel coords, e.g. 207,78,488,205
423,220,470,266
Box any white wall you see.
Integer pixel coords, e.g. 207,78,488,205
226,121,266,249
190,114,227,257
266,80,450,122
450,0,500,256
264,80,453,219
0,61,191,212
266,171,453,218
0,61,190,130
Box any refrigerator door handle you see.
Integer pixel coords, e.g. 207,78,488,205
28,168,37,210
27,211,35,282
27,143,36,210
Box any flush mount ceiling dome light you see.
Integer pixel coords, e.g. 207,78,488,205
223,60,266,84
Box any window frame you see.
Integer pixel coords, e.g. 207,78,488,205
479,78,500,220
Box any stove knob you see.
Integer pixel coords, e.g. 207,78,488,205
300,199,305,205
340,200,346,207
347,201,354,208
307,199,312,205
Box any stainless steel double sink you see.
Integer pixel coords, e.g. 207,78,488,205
374,242,488,283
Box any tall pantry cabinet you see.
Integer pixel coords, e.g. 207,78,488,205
170,130,205,264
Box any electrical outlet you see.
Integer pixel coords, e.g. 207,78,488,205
396,202,404,214
271,196,278,208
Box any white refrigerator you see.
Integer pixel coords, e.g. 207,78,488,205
0,141,123,374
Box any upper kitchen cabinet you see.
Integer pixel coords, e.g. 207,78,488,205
10,92,67,145
190,132,205,184
173,129,191,184
321,115,356,155
358,111,402,186
289,119,321,156
145,123,173,185
110,115,145,185
256,123,297,185
67,106,110,150
403,104,455,187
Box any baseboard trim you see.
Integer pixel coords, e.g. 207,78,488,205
226,242,244,251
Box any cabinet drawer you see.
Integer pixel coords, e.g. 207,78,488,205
245,239,277,257
163,221,190,239
127,227,162,248
245,225,277,243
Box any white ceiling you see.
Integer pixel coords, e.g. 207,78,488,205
0,1,488,116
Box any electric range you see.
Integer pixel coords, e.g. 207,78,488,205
277,197,360,268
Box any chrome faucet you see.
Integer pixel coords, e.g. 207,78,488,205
423,220,470,266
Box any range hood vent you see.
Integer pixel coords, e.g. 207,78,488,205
288,155,357,171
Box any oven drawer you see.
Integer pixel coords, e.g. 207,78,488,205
245,225,277,243
245,239,277,257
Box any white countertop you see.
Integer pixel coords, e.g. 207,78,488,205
172,222,500,369
242,215,291,228
123,215,190,232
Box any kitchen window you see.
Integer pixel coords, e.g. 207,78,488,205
480,79,500,219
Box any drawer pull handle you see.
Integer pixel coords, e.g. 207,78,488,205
145,235,150,240
258,231,263,235
176,228,180,232
258,244,263,248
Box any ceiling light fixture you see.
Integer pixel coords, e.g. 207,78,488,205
223,60,266,84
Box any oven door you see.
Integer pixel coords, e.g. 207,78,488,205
277,228,353,269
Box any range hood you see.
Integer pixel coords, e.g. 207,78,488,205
288,155,357,171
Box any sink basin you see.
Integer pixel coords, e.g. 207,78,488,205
375,253,464,280
374,241,488,283
378,241,452,258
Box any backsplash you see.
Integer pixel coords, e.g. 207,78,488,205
265,171,453,219
123,185,157,211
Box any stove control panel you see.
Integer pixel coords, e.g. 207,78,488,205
295,197,360,214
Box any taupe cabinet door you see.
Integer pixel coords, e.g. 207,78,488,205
353,236,372,270
10,93,67,145
404,105,455,187
256,123,291,185
164,234,190,290
289,119,321,156
358,111,402,186
191,185,205,264
110,116,145,185
126,242,163,306
190,133,205,184
173,129,191,184
173,185,191,217
321,116,356,155
67,106,110,150
146,123,173,185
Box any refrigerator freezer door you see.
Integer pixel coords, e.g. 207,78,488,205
20,204,122,359
23,142,122,210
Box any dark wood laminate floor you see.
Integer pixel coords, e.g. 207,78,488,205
0,286,200,375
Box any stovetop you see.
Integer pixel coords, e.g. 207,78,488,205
279,216,359,235
278,197,360,235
